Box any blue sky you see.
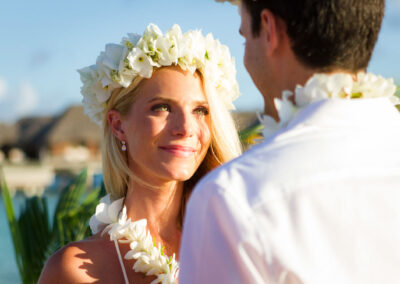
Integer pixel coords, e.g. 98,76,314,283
0,0,399,123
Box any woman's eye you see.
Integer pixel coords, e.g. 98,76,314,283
194,106,209,116
151,104,170,112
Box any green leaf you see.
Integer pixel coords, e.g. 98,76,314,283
238,122,263,147
17,195,52,281
0,168,26,281
52,169,88,245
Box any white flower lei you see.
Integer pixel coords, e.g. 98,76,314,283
258,72,400,139
78,23,240,125
89,194,179,284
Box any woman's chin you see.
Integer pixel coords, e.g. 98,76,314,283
160,167,196,182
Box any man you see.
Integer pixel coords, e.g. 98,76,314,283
180,0,400,283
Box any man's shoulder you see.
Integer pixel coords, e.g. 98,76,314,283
199,134,306,188
192,141,281,205
201,141,269,184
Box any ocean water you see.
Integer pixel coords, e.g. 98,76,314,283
0,193,59,284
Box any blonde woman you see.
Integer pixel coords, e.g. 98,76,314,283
38,24,242,284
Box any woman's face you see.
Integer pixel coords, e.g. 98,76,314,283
121,67,211,185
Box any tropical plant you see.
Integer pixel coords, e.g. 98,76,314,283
0,168,105,284
238,121,263,149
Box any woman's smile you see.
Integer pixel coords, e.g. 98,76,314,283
159,145,197,158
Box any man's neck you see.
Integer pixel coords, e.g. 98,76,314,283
262,62,314,122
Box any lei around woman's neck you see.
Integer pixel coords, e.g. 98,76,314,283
78,23,240,125
258,72,400,139
89,194,179,283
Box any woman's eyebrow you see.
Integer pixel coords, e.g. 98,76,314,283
147,96,174,103
147,97,209,106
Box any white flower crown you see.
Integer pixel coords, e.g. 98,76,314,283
78,23,240,125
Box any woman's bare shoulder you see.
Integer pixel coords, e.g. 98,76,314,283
38,236,111,284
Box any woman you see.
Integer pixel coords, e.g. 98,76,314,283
38,24,242,283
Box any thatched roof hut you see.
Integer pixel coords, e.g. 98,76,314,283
46,106,101,147
0,122,18,158
0,122,17,145
16,116,56,159
12,106,101,160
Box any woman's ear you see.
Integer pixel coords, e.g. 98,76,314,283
107,110,126,141
260,9,280,56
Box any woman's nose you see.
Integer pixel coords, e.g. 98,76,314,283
171,111,194,137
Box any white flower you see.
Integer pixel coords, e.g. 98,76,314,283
143,23,163,40
354,72,396,99
155,36,174,66
185,30,206,62
107,207,133,241
97,43,125,72
118,67,136,88
295,73,353,107
127,48,155,78
121,33,141,49
89,194,124,234
165,25,182,63
258,91,297,139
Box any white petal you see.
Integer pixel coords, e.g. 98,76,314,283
97,43,125,70
107,198,124,222
95,203,112,224
89,214,102,234
129,241,139,250
125,250,137,259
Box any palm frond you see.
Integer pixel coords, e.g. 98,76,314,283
1,167,103,284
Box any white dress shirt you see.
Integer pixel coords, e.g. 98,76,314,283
180,98,400,284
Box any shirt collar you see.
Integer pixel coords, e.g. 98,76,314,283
287,97,400,130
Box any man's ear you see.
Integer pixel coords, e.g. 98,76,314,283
260,9,280,56
107,110,126,141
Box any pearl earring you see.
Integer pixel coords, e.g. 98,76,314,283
121,141,127,151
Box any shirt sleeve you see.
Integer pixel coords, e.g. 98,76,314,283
179,172,271,284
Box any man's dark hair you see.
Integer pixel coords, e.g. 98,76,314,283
242,0,385,72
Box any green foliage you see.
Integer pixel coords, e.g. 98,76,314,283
238,122,263,149
0,168,104,284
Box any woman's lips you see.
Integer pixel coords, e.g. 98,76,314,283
159,145,196,158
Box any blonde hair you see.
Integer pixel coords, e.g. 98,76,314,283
102,67,242,224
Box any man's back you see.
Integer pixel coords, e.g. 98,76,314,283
180,98,400,283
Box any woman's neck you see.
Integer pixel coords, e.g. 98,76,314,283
124,179,183,239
